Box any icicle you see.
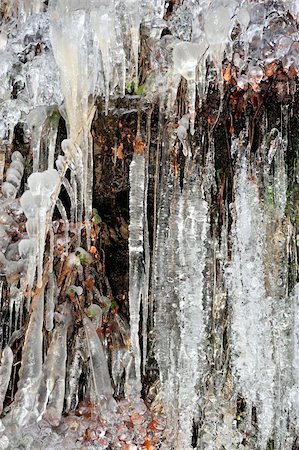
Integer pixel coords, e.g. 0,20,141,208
27,108,48,173
65,331,84,413
21,169,60,289
61,139,84,241
70,171,78,228
0,153,5,185
56,198,69,256
126,0,141,86
46,111,60,170
50,2,97,246
11,289,44,426
111,347,131,397
0,346,13,414
153,158,208,448
142,112,151,377
45,272,57,332
273,106,288,218
48,224,55,275
173,41,208,135
83,118,96,249
62,178,75,224
227,146,276,450
110,314,131,396
91,4,115,114
83,316,116,414
8,283,22,338
2,151,25,200
38,303,72,426
289,284,299,433
128,152,147,397
204,5,232,88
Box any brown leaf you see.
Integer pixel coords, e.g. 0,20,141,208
85,277,95,291
117,143,124,159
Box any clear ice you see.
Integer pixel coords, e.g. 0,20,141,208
0,0,298,449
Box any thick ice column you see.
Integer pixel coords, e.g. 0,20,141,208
289,285,299,431
227,145,276,450
83,316,116,414
128,153,149,397
10,289,44,426
154,159,208,449
50,0,96,245
0,346,13,414
38,303,72,426
176,178,208,449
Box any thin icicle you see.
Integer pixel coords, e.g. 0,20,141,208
46,112,60,170
48,224,55,275
70,171,78,228
142,112,151,377
126,0,141,86
61,139,84,243
65,331,84,413
0,346,13,414
8,283,22,339
45,272,57,332
62,178,76,224
56,198,69,257
91,4,115,114
82,116,96,249
27,108,48,172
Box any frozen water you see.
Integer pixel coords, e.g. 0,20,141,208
0,1,298,449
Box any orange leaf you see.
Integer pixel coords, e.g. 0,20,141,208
117,143,124,159
223,66,232,83
142,437,154,450
89,246,97,254
148,420,158,432
133,136,145,155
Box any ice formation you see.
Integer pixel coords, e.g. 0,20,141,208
0,0,298,449
154,169,209,449
128,153,149,396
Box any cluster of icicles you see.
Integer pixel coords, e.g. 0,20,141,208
0,0,298,449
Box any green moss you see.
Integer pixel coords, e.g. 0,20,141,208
92,208,102,226
125,81,145,95
66,287,75,298
265,185,274,205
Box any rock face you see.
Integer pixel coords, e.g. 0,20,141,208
0,0,298,449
